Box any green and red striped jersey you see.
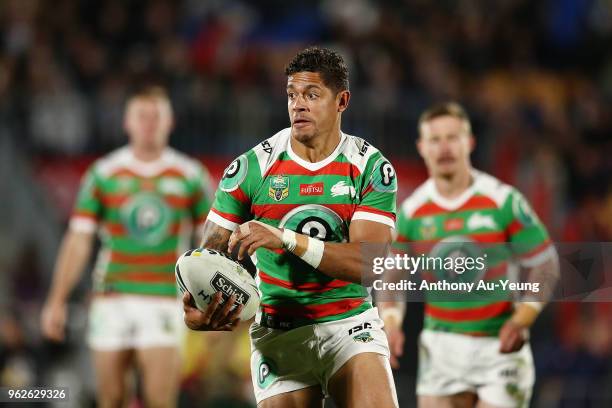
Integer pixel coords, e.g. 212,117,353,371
396,170,554,336
71,146,214,297
208,128,397,323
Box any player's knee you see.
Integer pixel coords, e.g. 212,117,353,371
143,393,176,408
143,383,177,408
95,377,126,408
96,391,125,408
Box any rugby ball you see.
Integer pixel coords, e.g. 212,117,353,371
175,248,260,321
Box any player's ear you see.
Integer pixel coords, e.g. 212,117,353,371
468,134,475,153
337,90,350,112
416,134,425,159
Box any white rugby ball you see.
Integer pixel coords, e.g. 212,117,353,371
175,247,260,321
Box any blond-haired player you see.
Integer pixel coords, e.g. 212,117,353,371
41,86,214,407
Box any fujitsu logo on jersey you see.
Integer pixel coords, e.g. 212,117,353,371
300,183,324,196
211,272,250,304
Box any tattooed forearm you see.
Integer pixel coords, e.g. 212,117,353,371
199,221,232,252
199,220,257,276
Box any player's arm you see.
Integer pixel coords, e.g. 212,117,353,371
42,165,100,342
499,254,559,353
499,190,560,353
182,219,244,331
41,229,95,342
229,218,392,284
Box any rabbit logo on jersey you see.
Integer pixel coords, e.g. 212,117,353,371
278,204,348,243
120,192,171,245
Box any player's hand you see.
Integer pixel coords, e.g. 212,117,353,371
182,291,243,331
383,321,405,369
498,320,527,353
41,301,67,342
229,220,283,260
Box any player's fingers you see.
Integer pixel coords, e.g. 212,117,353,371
390,354,400,369
226,303,244,323
201,292,223,325
220,317,242,331
499,333,518,353
211,294,236,328
238,235,259,260
228,232,240,253
394,333,405,357
182,292,196,311
247,236,268,256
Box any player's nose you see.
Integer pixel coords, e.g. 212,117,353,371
291,96,308,112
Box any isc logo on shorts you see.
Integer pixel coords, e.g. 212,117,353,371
348,322,372,335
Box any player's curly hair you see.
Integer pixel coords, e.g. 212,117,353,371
285,47,349,93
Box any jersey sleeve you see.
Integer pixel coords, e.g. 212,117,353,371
69,164,103,233
207,152,259,231
188,162,215,227
503,189,554,267
395,204,411,243
352,154,397,228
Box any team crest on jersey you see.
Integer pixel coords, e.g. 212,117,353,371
420,216,438,240
268,175,289,202
353,332,374,343
120,192,172,245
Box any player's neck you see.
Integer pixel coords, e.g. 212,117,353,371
130,145,165,162
433,168,473,199
291,129,342,163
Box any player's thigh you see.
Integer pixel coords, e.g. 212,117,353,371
92,349,133,405
136,346,181,407
258,385,323,408
328,352,398,408
476,400,508,408
474,341,534,408
419,393,477,408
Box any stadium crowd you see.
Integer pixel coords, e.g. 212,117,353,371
0,0,610,406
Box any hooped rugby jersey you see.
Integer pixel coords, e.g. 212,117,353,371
208,128,397,324
70,146,214,297
396,170,554,336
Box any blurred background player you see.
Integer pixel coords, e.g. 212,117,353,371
380,102,560,408
182,47,399,408
40,85,214,408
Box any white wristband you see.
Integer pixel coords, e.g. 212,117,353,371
521,301,544,313
302,237,325,269
281,229,297,251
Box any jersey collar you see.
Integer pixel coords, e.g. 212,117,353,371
427,169,482,210
286,131,347,172
123,146,172,177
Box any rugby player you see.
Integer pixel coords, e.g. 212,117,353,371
182,47,399,408
41,86,214,408
380,102,559,408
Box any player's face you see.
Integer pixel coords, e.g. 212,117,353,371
124,97,173,150
287,72,349,143
418,115,474,178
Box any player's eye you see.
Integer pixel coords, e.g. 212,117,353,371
287,92,296,100
307,93,319,100
447,133,459,141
